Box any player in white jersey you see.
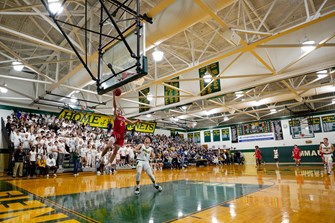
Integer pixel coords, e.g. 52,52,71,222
133,136,162,195
273,147,279,167
319,138,335,175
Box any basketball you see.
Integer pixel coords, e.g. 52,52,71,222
114,88,122,96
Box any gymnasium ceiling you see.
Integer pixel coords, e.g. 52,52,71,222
0,0,335,130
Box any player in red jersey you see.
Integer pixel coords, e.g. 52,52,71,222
102,91,139,165
254,146,262,168
292,144,301,166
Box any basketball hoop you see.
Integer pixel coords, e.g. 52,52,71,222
300,134,305,138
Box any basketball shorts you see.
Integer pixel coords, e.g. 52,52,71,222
112,132,124,147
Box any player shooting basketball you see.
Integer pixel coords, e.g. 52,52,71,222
102,88,139,166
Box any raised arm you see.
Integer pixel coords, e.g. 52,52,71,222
113,94,117,116
125,118,140,125
133,144,142,153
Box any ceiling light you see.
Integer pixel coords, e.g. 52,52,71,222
70,97,77,103
48,0,63,15
332,99,335,104
254,100,263,106
146,114,152,118
147,93,153,101
152,48,164,62
182,106,187,110
223,116,229,121
301,40,315,52
270,108,277,113
317,74,328,79
0,86,8,93
203,72,212,83
12,61,24,71
235,91,243,97
317,70,328,74
316,70,328,79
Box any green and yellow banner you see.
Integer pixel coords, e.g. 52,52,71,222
221,128,230,141
58,109,113,128
213,129,220,142
164,77,180,105
199,62,221,96
139,87,150,113
58,109,156,133
126,121,156,133
194,132,201,143
204,130,211,143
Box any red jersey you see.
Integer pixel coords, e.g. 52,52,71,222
113,115,126,134
255,149,262,159
292,147,300,157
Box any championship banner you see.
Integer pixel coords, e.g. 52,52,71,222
126,121,156,133
308,117,322,133
187,133,194,141
139,87,150,113
321,115,335,132
199,62,221,96
272,120,283,140
164,77,180,105
194,132,201,143
221,128,230,141
204,131,211,143
231,125,238,143
58,109,113,128
213,129,220,142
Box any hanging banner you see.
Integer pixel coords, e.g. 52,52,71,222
187,133,194,141
204,131,211,142
322,115,335,132
213,129,220,142
194,132,201,143
126,122,156,133
139,87,150,113
231,125,238,143
164,77,180,105
272,120,284,140
221,128,230,141
308,117,322,133
199,62,221,96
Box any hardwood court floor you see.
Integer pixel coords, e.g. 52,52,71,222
1,165,335,222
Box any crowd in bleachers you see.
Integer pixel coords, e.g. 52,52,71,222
4,111,244,178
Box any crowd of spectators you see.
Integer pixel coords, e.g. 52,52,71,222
3,111,244,178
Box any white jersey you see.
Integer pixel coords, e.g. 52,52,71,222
273,149,279,159
136,144,153,162
321,143,333,154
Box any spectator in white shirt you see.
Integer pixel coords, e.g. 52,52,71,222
28,146,37,178
46,154,58,177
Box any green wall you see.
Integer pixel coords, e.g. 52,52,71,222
254,144,323,163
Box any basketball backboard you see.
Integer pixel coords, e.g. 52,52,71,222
290,116,315,139
97,30,148,95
